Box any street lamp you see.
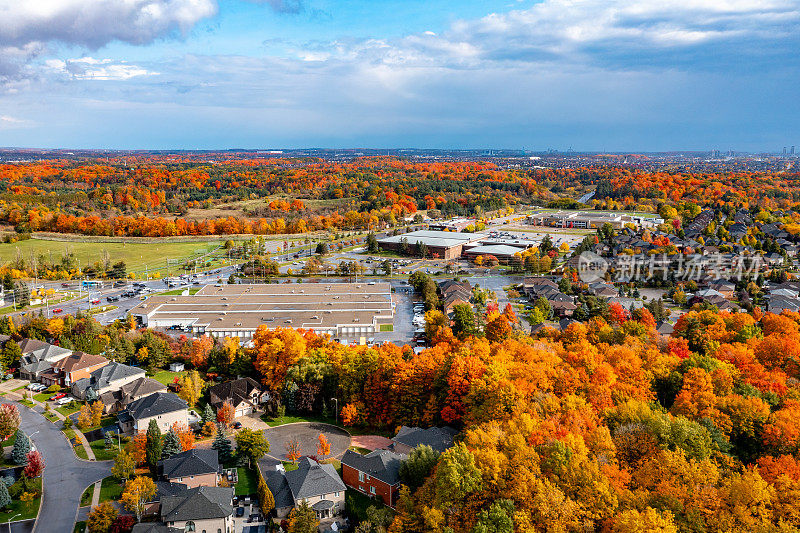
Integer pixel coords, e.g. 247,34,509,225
331,397,338,424
7,513,20,532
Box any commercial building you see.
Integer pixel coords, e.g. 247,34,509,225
129,283,395,345
377,230,482,259
528,211,662,230
427,217,473,232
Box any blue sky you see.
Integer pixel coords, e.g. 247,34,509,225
0,0,798,151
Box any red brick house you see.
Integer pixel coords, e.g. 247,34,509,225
341,449,406,508
39,351,108,387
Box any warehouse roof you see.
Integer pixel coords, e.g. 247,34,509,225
377,230,481,248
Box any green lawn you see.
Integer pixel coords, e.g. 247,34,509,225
235,467,258,496
80,485,93,507
161,287,201,296
348,446,371,455
260,413,337,427
98,476,123,503
77,415,116,433
150,370,186,386
0,238,219,276
281,462,299,472
18,400,33,408
346,489,391,523
56,402,81,417
74,521,86,533
63,429,88,460
43,411,59,423
0,477,41,523
88,439,119,461
379,324,393,332
33,391,56,403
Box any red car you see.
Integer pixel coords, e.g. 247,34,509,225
53,308,63,314
90,299,100,305
50,392,66,400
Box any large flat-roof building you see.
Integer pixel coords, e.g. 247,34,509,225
129,283,394,345
377,230,482,259
528,211,663,230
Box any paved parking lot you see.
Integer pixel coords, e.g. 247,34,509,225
261,422,351,462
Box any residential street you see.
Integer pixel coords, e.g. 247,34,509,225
8,400,112,533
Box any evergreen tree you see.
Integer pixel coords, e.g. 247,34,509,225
0,480,10,510
161,428,181,460
145,420,162,472
11,430,30,466
211,425,234,464
202,404,215,425
0,341,21,373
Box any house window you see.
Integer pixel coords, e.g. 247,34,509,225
358,472,364,482
370,486,376,495
335,492,340,497
184,522,195,532
359,486,364,492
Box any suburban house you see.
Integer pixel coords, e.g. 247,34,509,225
117,392,190,434
159,486,234,533
208,377,268,418
160,449,220,489
18,339,72,381
263,457,346,520
390,426,458,455
39,351,108,388
72,361,166,414
341,449,406,508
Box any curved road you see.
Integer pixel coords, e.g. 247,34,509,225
9,401,111,533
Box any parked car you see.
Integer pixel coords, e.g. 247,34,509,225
90,299,100,305
231,422,242,429
55,396,73,405
53,308,63,314
235,508,245,518
26,383,41,391
50,392,67,400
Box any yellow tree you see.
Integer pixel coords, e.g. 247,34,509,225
178,370,204,407
317,434,331,458
120,475,156,522
251,326,306,390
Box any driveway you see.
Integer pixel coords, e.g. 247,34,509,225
260,422,351,463
350,435,392,451
5,400,112,533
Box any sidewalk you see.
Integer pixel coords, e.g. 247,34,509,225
2,387,102,510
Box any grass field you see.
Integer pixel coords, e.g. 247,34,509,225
0,238,219,275
235,467,258,496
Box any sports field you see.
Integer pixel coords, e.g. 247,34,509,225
0,238,220,274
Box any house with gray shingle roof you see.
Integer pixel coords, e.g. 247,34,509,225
159,486,234,533
18,339,72,381
72,361,146,400
159,449,220,489
117,392,189,434
391,426,457,454
341,449,406,508
261,458,346,520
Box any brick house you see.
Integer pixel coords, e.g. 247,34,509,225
159,449,220,489
208,377,269,418
39,351,108,387
341,449,406,508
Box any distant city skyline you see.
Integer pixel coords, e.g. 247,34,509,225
0,0,798,150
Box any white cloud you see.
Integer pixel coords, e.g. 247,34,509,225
0,0,217,48
45,57,157,80
0,114,33,129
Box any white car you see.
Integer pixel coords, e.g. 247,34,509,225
55,396,74,406
26,383,41,391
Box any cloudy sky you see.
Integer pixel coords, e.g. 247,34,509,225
0,0,798,151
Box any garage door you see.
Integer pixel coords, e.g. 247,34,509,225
235,406,253,417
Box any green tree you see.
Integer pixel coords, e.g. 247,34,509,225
434,443,482,508
160,428,181,460
0,340,21,372
11,430,30,466
399,444,440,491
451,304,476,339
471,499,515,533
202,404,215,425
366,232,379,253
111,449,135,482
315,242,329,255
535,297,553,320
0,477,10,509
14,281,30,308
145,419,162,472
235,428,270,468
288,500,319,533
212,425,234,464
